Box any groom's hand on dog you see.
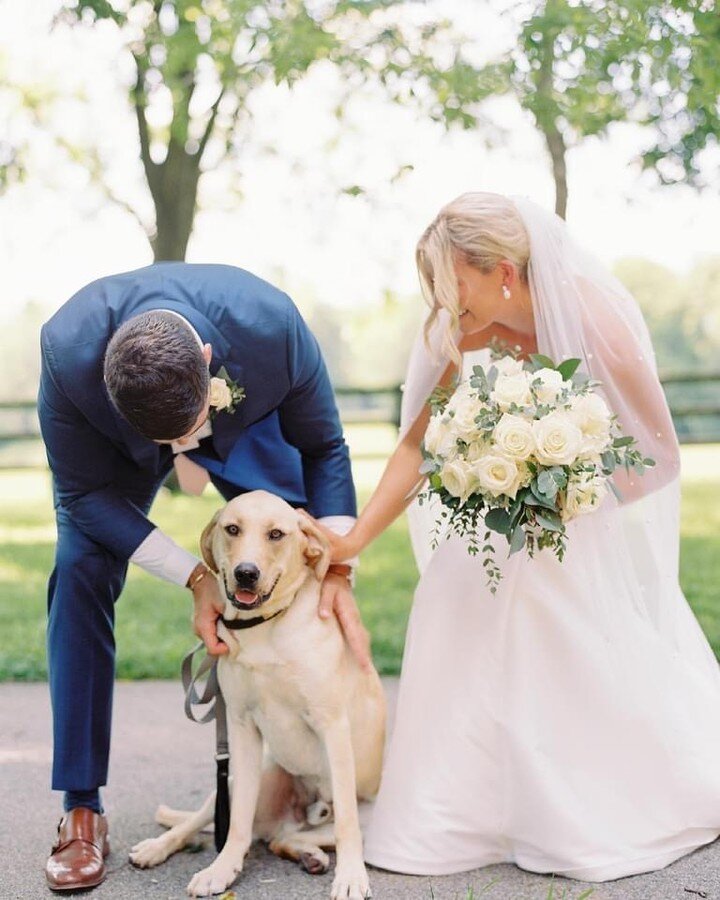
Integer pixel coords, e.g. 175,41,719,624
319,574,372,672
191,570,228,656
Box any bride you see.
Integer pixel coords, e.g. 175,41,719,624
324,192,720,882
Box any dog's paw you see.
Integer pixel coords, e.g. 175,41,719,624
129,836,172,869
186,860,240,897
331,862,371,899
300,847,330,874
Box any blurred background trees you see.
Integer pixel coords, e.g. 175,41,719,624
0,0,718,400
55,0,416,261
395,0,719,218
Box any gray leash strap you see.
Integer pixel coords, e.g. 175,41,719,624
180,642,230,850
181,641,219,724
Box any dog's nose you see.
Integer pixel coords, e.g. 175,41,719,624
233,563,260,589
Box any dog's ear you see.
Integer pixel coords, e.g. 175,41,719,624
199,510,221,574
298,512,330,582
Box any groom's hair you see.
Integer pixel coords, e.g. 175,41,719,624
104,311,210,441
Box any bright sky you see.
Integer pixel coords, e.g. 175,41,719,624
1,0,719,323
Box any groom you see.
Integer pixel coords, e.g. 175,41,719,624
38,262,364,892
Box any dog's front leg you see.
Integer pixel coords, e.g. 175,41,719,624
186,715,262,898
321,715,371,900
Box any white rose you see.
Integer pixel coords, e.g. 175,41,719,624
475,454,522,499
492,413,536,461
440,457,479,503
532,368,569,405
465,437,490,462
447,391,482,439
209,377,233,410
568,393,613,455
532,412,584,466
424,413,457,459
563,473,609,521
491,371,532,412
492,355,525,377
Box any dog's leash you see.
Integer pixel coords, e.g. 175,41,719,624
180,612,288,852
181,642,230,852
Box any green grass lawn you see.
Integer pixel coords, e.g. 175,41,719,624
0,444,718,681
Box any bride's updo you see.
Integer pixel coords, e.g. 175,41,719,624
416,192,530,359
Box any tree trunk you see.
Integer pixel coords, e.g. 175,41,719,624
534,3,568,220
149,140,201,261
543,123,568,220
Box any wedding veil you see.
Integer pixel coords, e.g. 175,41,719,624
400,196,684,641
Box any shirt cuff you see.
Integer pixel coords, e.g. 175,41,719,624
318,515,359,568
130,528,201,587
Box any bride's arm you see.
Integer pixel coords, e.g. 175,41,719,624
326,359,457,561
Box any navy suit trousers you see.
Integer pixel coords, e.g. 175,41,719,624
47,476,165,791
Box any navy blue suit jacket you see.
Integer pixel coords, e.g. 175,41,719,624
38,263,356,561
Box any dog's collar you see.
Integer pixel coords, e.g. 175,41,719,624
220,607,286,630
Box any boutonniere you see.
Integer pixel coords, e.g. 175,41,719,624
209,366,245,419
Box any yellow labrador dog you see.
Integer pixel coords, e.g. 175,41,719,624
129,490,386,899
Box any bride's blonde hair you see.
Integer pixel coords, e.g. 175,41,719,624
416,192,531,362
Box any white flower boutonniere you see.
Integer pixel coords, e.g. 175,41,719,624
209,366,245,419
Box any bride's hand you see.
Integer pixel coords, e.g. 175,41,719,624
322,526,361,563
301,513,361,562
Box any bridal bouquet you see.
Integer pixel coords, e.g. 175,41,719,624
419,351,655,592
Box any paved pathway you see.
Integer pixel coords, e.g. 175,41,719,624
2,680,719,900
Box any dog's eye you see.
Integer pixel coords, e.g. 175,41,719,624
268,529,285,541
225,524,240,536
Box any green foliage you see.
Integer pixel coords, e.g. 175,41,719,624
393,1,719,213
638,2,720,186
52,0,440,259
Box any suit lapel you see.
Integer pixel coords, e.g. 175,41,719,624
209,362,246,460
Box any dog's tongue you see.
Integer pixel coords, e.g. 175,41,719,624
234,590,258,606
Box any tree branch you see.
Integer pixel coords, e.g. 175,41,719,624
131,53,159,198
197,86,226,159
55,136,155,242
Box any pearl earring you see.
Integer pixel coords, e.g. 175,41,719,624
502,285,511,300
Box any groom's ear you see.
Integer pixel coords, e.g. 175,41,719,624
297,512,330,582
202,343,212,365
199,509,221,574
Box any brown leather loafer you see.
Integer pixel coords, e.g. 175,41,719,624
45,807,110,892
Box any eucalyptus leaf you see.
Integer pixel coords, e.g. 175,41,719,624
601,451,616,472
534,510,564,533
509,525,526,554
523,492,555,510
485,508,512,535
537,470,561,498
571,371,591,387
613,435,634,448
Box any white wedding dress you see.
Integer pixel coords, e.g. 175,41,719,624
364,350,720,881
363,200,720,883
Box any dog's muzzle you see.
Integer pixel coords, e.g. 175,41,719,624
226,568,281,611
